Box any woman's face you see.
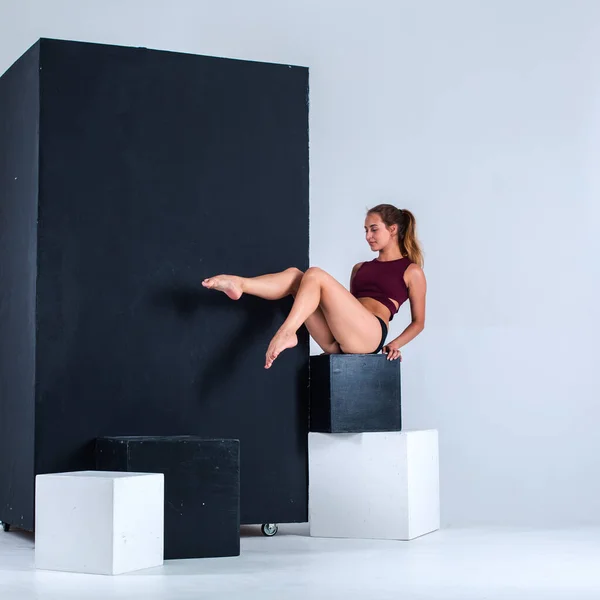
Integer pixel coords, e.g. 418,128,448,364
364,213,396,251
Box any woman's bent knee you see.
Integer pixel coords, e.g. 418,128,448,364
286,267,304,296
304,266,327,279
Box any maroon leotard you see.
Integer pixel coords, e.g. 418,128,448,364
350,257,412,321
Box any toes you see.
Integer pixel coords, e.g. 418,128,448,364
265,348,277,368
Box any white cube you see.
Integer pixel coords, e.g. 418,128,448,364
309,430,439,540
35,471,164,575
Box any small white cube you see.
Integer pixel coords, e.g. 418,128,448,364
35,471,164,575
309,430,439,540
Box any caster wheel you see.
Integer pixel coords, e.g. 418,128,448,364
261,523,278,537
2,522,10,532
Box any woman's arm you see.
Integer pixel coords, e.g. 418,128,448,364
383,264,427,358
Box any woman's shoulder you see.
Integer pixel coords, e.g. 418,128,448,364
403,261,426,287
351,261,366,275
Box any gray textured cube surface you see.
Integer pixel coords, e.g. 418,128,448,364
309,354,401,433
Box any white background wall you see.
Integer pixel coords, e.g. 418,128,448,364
2,0,599,528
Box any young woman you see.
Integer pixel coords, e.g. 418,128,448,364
202,204,427,369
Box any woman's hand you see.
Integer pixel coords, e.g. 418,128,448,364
382,341,402,361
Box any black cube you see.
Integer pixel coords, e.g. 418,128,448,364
309,354,401,433
95,435,240,560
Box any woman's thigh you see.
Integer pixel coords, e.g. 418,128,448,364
291,272,337,352
307,267,383,354
304,308,339,353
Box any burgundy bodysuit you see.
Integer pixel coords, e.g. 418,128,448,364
350,257,412,321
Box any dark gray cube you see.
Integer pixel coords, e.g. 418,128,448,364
96,435,240,560
309,354,401,433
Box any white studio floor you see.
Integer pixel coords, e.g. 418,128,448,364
1,523,599,600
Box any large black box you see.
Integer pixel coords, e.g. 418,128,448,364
309,354,401,433
96,436,240,560
0,38,309,532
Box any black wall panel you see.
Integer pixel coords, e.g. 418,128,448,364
0,39,309,530
0,43,39,531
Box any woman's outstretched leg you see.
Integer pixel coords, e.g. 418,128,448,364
203,268,341,354
202,268,302,300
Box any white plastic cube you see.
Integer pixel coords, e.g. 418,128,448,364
309,430,439,540
35,471,164,575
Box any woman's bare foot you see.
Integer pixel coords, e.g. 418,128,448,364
265,328,298,369
202,275,243,300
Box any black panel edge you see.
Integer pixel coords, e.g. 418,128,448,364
0,40,41,532
36,37,309,71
